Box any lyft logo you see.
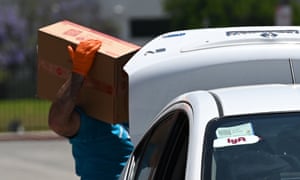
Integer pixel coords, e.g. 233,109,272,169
227,137,246,144
213,135,260,148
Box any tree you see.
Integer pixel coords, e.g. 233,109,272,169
163,0,296,30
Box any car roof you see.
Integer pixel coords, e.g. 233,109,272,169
210,84,300,117
163,84,300,124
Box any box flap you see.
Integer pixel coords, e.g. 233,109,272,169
39,20,140,58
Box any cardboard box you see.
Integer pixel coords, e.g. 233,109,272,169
37,20,140,124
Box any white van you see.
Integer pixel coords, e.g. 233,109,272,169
121,26,300,180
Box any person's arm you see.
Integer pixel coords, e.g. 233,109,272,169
48,39,102,137
48,72,83,137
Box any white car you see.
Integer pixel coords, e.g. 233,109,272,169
121,84,300,180
121,26,300,180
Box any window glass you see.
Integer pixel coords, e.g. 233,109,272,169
155,111,189,180
204,112,300,180
129,110,189,180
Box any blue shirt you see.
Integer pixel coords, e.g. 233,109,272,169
69,108,133,180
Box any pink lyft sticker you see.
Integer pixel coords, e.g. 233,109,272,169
213,135,261,148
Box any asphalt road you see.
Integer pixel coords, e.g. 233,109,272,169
0,138,79,180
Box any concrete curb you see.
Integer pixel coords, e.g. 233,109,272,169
0,131,65,141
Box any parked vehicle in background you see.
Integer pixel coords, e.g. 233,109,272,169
120,26,300,179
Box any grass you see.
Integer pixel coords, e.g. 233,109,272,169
0,99,51,132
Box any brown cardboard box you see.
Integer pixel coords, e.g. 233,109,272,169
37,20,140,124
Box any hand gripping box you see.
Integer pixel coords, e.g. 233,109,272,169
37,20,140,124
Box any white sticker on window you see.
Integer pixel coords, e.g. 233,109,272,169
213,135,261,148
216,123,254,139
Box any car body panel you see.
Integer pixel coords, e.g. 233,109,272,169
124,26,300,145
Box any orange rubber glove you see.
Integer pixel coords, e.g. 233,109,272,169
67,39,102,76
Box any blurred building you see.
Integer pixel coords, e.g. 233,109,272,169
275,3,292,26
97,0,169,45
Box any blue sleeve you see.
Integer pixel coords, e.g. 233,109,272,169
69,107,133,180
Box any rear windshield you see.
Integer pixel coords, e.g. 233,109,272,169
207,112,300,180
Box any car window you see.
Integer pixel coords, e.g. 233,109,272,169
203,112,300,180
156,111,189,180
126,110,189,180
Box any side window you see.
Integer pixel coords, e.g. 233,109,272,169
127,110,189,180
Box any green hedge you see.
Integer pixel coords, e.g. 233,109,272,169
0,99,51,132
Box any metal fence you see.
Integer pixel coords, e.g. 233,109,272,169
0,61,50,133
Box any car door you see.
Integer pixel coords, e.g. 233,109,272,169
122,103,192,180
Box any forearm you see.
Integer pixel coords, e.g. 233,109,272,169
48,72,84,137
49,39,101,137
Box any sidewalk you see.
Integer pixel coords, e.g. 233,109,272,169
0,130,63,141
0,131,79,180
